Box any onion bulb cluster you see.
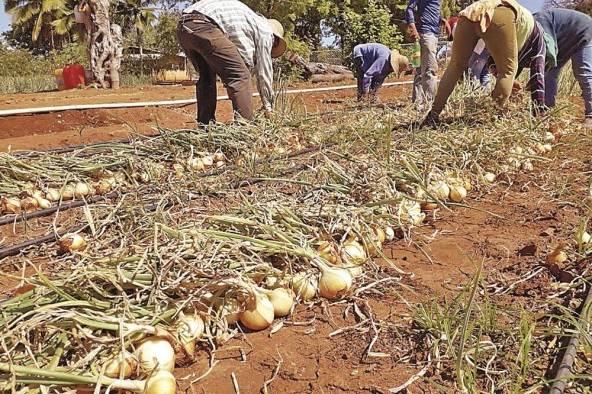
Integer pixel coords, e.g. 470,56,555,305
187,151,226,172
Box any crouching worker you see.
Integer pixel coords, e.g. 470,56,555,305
353,43,410,103
425,0,545,124
535,8,592,128
177,0,287,124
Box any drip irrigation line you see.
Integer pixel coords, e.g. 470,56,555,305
549,282,592,394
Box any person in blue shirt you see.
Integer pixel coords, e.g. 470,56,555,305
353,43,410,102
406,0,443,105
535,8,592,128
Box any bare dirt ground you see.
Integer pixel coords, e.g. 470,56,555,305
1,82,589,393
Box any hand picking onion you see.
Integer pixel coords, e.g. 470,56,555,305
74,182,92,198
319,265,353,300
20,197,39,213
266,288,295,317
174,312,204,358
1,197,21,214
240,294,274,331
45,188,61,202
483,172,496,184
104,351,137,378
136,337,175,372
201,155,214,167
449,185,467,203
145,370,177,394
340,240,367,265
58,233,87,253
290,273,317,301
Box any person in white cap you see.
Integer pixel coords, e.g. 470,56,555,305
178,0,287,124
352,43,410,102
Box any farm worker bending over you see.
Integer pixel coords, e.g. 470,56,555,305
353,43,410,102
406,0,443,105
177,0,286,124
425,0,545,124
535,8,592,128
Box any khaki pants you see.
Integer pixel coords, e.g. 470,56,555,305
412,33,439,104
432,6,518,115
177,13,253,124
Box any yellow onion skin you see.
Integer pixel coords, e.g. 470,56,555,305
145,370,177,394
317,241,339,264
35,196,52,209
319,266,353,300
213,152,225,162
1,197,22,214
429,181,450,201
421,202,439,211
449,185,467,203
104,351,137,378
240,295,274,331
45,188,61,202
20,197,39,213
175,313,204,358
74,182,92,198
290,273,318,301
221,298,241,325
340,240,367,266
58,233,87,253
267,288,295,317
202,155,214,167
136,337,175,372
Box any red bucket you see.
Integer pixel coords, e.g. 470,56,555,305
63,64,86,89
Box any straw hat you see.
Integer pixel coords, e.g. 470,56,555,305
390,49,410,77
267,19,287,58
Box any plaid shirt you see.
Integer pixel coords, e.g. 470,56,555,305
183,0,275,110
516,22,546,110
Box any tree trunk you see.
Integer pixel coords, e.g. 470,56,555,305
80,0,123,89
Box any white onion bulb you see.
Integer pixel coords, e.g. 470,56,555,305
136,337,175,372
74,182,92,198
1,197,22,214
61,185,75,200
543,144,553,152
45,188,61,202
104,351,137,378
240,294,274,331
576,231,591,244
201,155,214,167
544,132,556,143
145,370,177,394
34,196,52,209
266,288,295,317
175,313,204,358
385,227,395,241
319,266,353,300
20,197,39,212
428,181,450,201
449,185,467,203
188,158,205,171
58,233,87,253
483,172,496,184
521,161,534,172
340,240,367,265
290,273,317,301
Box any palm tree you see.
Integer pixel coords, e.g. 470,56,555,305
4,0,77,44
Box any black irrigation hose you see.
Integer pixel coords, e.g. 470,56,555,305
0,144,329,227
549,283,592,394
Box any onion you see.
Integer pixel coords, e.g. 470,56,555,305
385,227,395,241
449,185,467,203
340,240,367,265
104,351,137,378
521,161,534,172
373,227,386,244
74,182,92,198
94,180,113,195
546,245,568,265
483,172,496,184
543,144,553,152
174,313,204,358
58,233,87,253
266,288,295,317
173,163,184,179
319,265,353,300
400,200,425,226
213,152,225,162
188,158,205,171
215,161,225,168
201,155,214,167
421,202,439,211
544,132,556,143
576,231,591,244
463,178,473,192
34,196,52,209
290,273,317,301
240,294,274,331
136,337,175,372
428,181,450,201
1,197,21,214
220,298,241,325
61,184,75,200
20,197,39,212
145,370,177,394
535,143,546,154
317,241,339,264
45,188,61,202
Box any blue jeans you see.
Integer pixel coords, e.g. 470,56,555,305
469,50,492,89
545,44,592,118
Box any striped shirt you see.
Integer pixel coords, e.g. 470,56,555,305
183,0,275,110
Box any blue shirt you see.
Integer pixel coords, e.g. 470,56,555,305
353,43,393,93
535,9,592,68
405,0,442,36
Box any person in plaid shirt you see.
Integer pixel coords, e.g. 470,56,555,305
177,0,286,124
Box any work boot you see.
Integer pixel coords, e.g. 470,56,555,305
584,117,592,130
